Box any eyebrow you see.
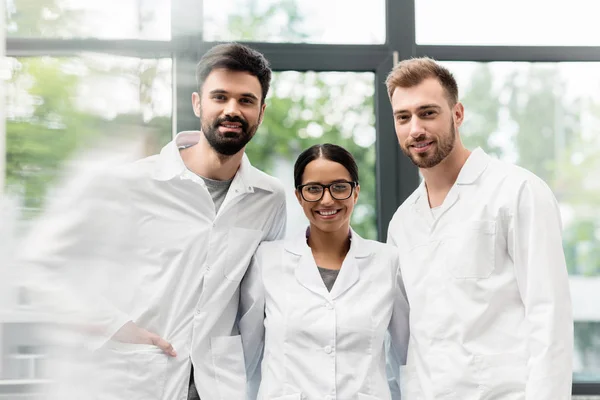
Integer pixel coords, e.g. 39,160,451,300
302,179,351,185
209,89,259,101
393,104,442,116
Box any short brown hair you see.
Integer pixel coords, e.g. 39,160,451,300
385,57,458,106
196,43,272,105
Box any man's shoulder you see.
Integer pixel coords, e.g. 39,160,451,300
386,186,422,243
390,186,421,219
89,155,159,191
248,166,286,198
487,158,553,194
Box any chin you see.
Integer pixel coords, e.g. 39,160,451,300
311,220,345,233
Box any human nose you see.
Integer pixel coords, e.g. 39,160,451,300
320,187,335,205
409,118,426,139
223,99,241,117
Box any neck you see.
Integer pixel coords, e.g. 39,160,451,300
420,144,471,193
180,133,244,180
307,225,351,258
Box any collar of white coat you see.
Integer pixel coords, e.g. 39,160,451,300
283,227,372,258
152,130,276,192
285,227,372,299
411,147,491,204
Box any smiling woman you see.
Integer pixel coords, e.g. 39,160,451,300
293,144,359,238
238,143,410,400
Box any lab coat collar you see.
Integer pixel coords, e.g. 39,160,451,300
152,131,275,193
455,147,491,185
410,147,491,206
286,228,372,300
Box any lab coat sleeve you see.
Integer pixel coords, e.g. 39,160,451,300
266,197,287,241
386,219,399,248
387,252,410,400
508,178,573,399
239,248,267,400
17,170,133,350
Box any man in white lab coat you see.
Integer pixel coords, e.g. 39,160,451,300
19,43,286,400
384,57,573,399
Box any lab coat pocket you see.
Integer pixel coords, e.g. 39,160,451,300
445,220,496,279
475,351,527,399
225,227,263,282
210,335,246,398
98,342,168,400
399,365,421,399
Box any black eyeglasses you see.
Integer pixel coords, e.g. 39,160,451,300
297,181,357,202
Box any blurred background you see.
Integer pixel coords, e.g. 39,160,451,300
1,0,600,398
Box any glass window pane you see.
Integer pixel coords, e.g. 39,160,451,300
417,0,600,46
444,61,600,382
246,71,377,239
6,0,170,39
4,55,172,225
203,0,385,44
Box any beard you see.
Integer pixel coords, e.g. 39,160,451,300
201,114,259,156
402,121,456,169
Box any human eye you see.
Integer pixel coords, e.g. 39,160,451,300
421,109,437,118
395,114,410,123
305,185,322,194
332,183,350,193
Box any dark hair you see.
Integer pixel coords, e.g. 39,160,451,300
294,144,359,188
196,43,272,104
385,57,458,106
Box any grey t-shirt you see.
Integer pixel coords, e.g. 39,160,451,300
318,266,340,292
199,175,233,214
179,144,232,214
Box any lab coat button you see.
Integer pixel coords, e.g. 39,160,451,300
324,302,333,310
324,345,332,354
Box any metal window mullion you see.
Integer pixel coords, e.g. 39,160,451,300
416,45,600,62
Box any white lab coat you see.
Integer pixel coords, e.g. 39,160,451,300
18,131,286,400
239,229,410,400
387,148,573,400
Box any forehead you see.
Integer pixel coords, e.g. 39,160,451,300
391,77,448,112
302,158,352,183
202,68,262,98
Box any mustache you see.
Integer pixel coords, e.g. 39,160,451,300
407,135,434,145
213,115,249,130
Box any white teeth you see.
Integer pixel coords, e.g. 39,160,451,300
319,210,338,216
414,142,431,148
